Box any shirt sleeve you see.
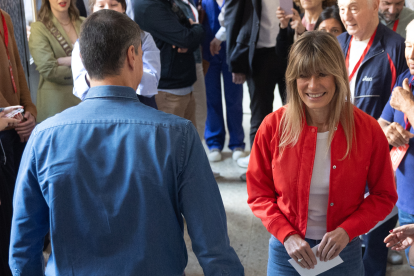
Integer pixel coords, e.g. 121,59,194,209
380,95,395,123
8,15,37,118
339,118,398,240
71,40,90,101
178,122,244,275
246,118,299,243
9,131,50,275
215,26,227,41
137,32,160,97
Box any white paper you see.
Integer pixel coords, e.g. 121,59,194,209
288,245,344,276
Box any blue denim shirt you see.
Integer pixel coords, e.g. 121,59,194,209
9,86,244,276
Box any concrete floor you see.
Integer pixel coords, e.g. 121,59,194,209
183,86,414,275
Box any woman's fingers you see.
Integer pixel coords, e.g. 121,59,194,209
293,254,307,269
326,244,338,260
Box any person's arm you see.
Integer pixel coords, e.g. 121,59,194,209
224,0,249,75
135,2,204,52
178,122,244,275
390,78,414,125
71,40,90,101
378,87,414,147
138,32,161,97
9,131,50,274
338,119,398,240
29,22,73,85
246,117,299,243
7,14,37,118
210,5,226,56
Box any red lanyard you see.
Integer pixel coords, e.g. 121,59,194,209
345,28,377,82
405,76,414,130
393,19,399,32
0,11,17,94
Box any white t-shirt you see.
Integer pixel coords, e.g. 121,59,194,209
305,131,331,240
257,0,280,48
348,38,370,103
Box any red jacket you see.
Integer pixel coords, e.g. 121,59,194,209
247,106,398,244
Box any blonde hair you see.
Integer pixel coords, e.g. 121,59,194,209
279,31,355,159
38,0,80,27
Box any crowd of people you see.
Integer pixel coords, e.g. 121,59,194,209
1,0,414,275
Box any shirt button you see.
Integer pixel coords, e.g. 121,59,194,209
333,165,336,169
334,127,337,131
311,129,316,133
330,203,334,206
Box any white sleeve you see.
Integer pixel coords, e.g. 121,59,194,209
138,32,161,97
71,41,90,101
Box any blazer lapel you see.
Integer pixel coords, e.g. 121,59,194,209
51,14,73,50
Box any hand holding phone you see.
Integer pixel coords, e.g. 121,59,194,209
4,108,24,118
280,0,294,15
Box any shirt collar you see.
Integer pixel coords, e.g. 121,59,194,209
84,85,139,101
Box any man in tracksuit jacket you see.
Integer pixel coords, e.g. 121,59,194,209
134,0,204,126
337,0,407,275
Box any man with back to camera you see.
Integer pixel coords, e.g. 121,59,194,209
8,10,244,276
378,0,414,38
337,0,407,275
379,19,414,270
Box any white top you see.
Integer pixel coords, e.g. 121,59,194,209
215,5,226,41
126,0,134,20
71,31,161,100
305,131,331,240
257,0,280,48
348,38,370,103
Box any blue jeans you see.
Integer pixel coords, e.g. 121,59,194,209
398,209,414,269
267,235,364,276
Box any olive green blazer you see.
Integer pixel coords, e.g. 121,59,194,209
29,14,85,122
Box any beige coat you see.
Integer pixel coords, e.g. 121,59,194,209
29,14,84,122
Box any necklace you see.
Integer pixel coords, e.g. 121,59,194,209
56,18,72,26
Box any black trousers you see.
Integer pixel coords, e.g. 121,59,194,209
246,47,286,147
0,130,26,276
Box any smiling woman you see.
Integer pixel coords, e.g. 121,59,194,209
246,31,398,276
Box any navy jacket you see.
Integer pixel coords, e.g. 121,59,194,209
134,0,204,90
337,23,407,119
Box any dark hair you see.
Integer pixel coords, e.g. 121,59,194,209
314,5,346,33
38,0,80,27
88,0,127,13
79,9,142,80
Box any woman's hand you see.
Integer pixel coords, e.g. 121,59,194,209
276,7,290,29
284,234,317,269
316,227,349,262
57,57,72,67
286,9,306,35
0,112,21,131
385,224,414,251
15,111,36,143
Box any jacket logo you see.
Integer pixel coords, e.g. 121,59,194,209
362,76,373,82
